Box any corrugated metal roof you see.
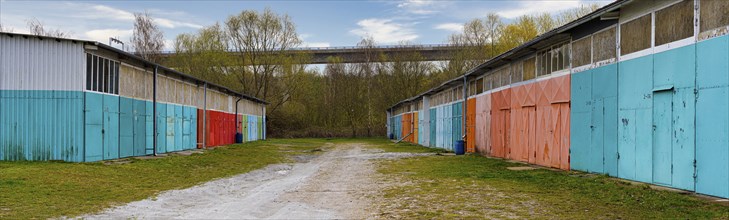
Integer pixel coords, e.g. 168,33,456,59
388,0,631,111
0,31,267,104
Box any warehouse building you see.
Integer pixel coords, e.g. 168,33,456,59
388,0,729,199
0,32,266,162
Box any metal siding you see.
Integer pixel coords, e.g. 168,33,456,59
252,115,259,141
603,96,619,176
119,97,134,158
618,55,654,183
146,102,154,154
654,45,696,191
571,64,619,174
570,70,593,172
475,94,491,156
696,35,729,198
134,99,147,156
182,106,192,150
258,116,263,140
102,95,119,160
156,103,167,154
653,91,673,185
248,115,256,141
0,35,85,91
419,110,426,146
190,108,196,148
444,105,452,150
466,99,476,153
430,109,436,148
242,115,248,142
0,91,84,161
490,89,511,159
84,92,104,162
164,104,174,152
595,64,620,177
174,105,183,151
435,107,442,149
453,102,463,149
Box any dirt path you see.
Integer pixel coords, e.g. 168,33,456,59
81,143,431,219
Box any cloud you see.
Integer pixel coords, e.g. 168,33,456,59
496,1,582,19
84,29,133,43
89,5,135,21
303,42,331,48
350,19,418,44
434,23,463,32
163,39,174,51
153,18,203,29
73,3,202,29
397,0,442,15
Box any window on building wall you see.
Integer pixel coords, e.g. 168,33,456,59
536,42,570,76
476,78,483,94
523,57,536,80
486,74,494,90
700,0,729,33
468,80,478,95
655,0,694,46
572,36,592,67
499,67,510,86
86,54,120,95
86,54,92,90
511,61,523,84
620,14,652,55
593,27,617,62
490,71,500,88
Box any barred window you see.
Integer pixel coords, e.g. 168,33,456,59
536,42,570,76
86,54,119,94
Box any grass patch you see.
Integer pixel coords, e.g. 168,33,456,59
0,139,324,219
372,144,729,219
358,139,448,153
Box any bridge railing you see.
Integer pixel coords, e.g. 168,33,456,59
157,44,461,54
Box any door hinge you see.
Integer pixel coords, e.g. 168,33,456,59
694,88,699,100
617,152,620,160
671,164,674,174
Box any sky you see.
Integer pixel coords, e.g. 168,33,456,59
0,0,612,50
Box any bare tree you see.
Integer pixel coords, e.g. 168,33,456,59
131,11,165,63
224,8,306,115
355,37,380,136
26,18,70,37
557,4,601,25
0,23,12,32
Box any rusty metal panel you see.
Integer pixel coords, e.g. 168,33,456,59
466,98,476,153
402,113,412,142
509,84,535,163
413,112,419,144
475,94,491,155
490,89,511,158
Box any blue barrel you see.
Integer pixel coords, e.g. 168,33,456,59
454,140,465,155
235,133,243,143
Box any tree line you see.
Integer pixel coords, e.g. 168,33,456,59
4,5,598,137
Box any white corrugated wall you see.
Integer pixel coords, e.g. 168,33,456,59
0,35,86,91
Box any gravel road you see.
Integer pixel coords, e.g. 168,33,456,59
80,143,432,219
